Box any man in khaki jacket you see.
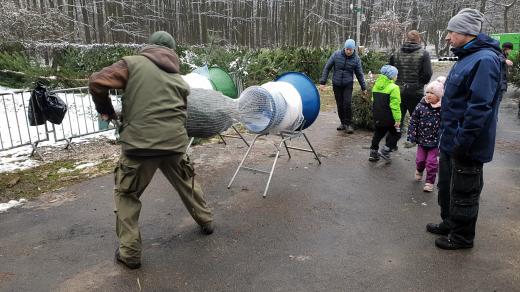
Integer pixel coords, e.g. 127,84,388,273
89,31,213,269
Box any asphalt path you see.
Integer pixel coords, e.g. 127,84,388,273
1,92,519,292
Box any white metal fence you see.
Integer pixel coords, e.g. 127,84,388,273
0,87,121,156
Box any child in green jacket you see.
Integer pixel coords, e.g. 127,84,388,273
369,65,401,162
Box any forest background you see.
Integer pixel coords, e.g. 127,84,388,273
0,0,519,90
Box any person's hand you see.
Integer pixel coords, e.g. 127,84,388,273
319,84,326,91
100,112,118,121
506,59,513,66
361,90,369,101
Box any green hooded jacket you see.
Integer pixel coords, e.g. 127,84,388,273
371,75,401,127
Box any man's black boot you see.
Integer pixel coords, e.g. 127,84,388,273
426,223,450,235
435,237,473,250
200,222,214,235
115,249,141,269
336,124,346,131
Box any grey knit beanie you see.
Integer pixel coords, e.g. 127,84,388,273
447,8,484,36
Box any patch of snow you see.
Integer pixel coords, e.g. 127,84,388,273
0,86,14,94
74,161,100,170
0,198,27,213
0,129,117,173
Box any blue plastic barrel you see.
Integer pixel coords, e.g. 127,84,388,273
275,72,320,129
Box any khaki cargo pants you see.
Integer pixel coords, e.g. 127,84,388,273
114,153,213,261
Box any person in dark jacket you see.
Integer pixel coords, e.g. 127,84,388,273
407,77,445,192
389,30,433,148
319,39,367,134
89,31,214,269
425,9,504,250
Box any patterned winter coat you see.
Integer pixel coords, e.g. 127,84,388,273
407,99,441,148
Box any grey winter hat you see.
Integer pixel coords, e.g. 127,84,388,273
447,8,484,36
149,31,176,49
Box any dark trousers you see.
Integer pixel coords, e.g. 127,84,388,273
400,93,420,129
333,85,353,126
370,126,400,150
385,93,414,147
437,151,484,245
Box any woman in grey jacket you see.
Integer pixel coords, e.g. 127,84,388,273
319,39,367,133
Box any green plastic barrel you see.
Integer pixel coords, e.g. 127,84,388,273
208,67,238,99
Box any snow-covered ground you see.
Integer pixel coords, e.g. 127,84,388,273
0,129,117,173
0,198,27,213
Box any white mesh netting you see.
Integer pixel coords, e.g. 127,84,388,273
186,88,238,138
238,86,288,134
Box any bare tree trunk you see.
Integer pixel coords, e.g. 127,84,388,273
95,0,105,43
79,0,91,43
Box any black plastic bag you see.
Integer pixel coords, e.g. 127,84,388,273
28,84,68,125
28,85,47,126
42,91,67,124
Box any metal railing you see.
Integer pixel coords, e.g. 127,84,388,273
0,89,50,156
0,87,121,157
49,87,121,150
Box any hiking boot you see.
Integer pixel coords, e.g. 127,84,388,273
403,141,416,148
345,125,354,134
368,149,380,162
379,146,391,161
200,222,214,235
415,170,423,181
423,183,434,192
426,223,450,235
435,236,473,250
336,124,346,131
115,249,141,269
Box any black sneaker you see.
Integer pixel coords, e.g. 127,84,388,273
115,249,141,269
435,237,473,250
426,223,450,235
379,146,391,161
200,222,214,235
368,149,380,162
345,125,354,134
336,124,346,131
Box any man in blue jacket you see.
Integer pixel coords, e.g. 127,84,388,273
319,39,367,134
426,8,504,250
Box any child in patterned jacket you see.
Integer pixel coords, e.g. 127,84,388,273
407,76,445,192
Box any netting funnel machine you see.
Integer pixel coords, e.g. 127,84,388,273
228,72,322,197
182,68,321,197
